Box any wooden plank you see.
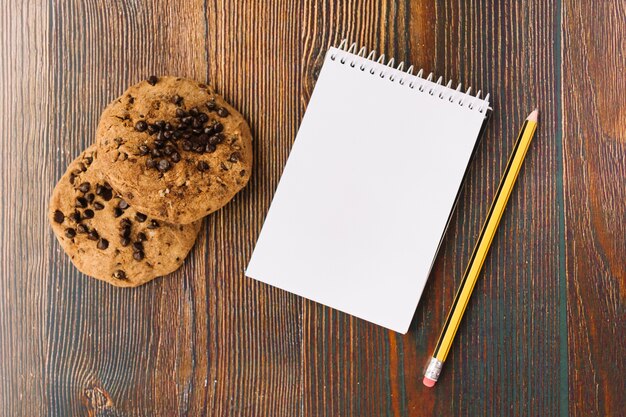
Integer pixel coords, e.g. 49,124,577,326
0,1,50,416
562,1,626,415
45,1,209,416
300,1,563,415
202,1,303,416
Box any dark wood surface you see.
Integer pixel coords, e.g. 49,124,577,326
1,1,624,416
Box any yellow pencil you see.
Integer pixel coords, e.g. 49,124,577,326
423,109,539,387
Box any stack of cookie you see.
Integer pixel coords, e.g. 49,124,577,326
49,76,253,287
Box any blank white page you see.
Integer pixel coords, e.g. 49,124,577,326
246,46,489,333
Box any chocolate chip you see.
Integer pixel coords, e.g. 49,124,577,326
182,116,193,125
193,143,205,153
213,121,224,133
146,158,156,169
96,184,113,201
197,161,209,172
157,159,171,172
217,107,229,117
147,75,158,86
70,211,81,223
176,108,187,118
53,210,65,223
86,193,95,203
148,219,159,229
147,124,159,134
87,230,99,241
102,189,113,201
132,241,144,251
76,197,88,208
172,95,183,105
197,113,209,124
120,226,131,238
120,237,130,247
196,133,209,145
209,133,224,145
189,107,199,116
229,153,240,163
118,200,129,210
135,120,148,132
133,251,145,261
135,213,147,222
153,140,165,150
69,173,76,184
137,232,147,242
64,228,76,238
112,270,127,280
113,207,123,217
93,202,104,210
163,130,172,139
97,238,109,250
151,148,162,158
192,118,202,128
138,144,150,155
85,156,93,166
83,209,95,219
155,120,165,129
77,224,89,234
203,126,215,136
206,101,217,111
205,144,216,153
181,140,192,151
79,163,87,172
120,218,132,228
171,152,181,163
163,145,174,156
78,182,90,193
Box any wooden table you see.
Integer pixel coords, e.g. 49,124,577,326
2,1,625,416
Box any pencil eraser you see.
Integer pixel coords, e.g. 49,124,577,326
423,377,436,388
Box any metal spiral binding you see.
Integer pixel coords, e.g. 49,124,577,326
330,40,490,113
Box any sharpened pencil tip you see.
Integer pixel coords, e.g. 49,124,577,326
527,108,539,122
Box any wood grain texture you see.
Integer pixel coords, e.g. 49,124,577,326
203,1,303,416
46,1,210,416
0,0,624,416
1,1,50,416
562,1,626,416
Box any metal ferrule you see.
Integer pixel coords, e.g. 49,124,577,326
424,357,443,381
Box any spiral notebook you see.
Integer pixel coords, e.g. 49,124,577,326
247,41,491,333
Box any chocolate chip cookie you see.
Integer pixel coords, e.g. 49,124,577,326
49,146,202,287
95,76,253,224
